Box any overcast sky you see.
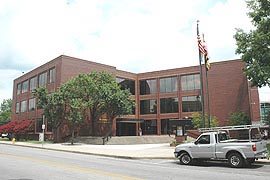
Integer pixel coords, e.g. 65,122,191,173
0,0,269,104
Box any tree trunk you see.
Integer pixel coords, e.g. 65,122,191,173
71,129,75,145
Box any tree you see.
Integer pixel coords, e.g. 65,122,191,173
0,99,12,125
101,76,135,133
34,71,135,142
81,71,134,136
58,75,92,144
33,87,66,143
191,112,218,129
229,112,251,126
234,0,270,87
0,120,34,140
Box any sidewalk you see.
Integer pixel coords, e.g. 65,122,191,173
0,140,269,164
0,140,175,159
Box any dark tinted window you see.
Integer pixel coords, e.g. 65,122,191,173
140,79,156,95
182,96,202,112
160,98,178,113
140,99,157,114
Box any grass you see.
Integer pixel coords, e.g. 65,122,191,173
0,137,53,144
0,137,10,141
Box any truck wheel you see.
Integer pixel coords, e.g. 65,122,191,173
179,152,192,165
228,153,244,168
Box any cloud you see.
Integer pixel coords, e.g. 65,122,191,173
0,0,265,103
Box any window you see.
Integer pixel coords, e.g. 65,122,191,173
140,79,156,95
181,74,200,91
30,76,37,91
160,76,177,93
160,98,179,113
28,98,36,111
36,118,43,132
16,102,20,113
39,71,47,87
140,99,157,114
197,135,210,144
116,77,135,95
22,80,28,93
182,96,202,112
49,68,55,83
260,103,270,125
17,83,21,95
161,119,170,135
20,100,27,113
141,119,157,135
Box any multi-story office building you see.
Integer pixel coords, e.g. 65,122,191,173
11,55,260,140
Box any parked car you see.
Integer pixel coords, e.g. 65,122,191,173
174,125,267,168
1,132,11,139
1,133,8,138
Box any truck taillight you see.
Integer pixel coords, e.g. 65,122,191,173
252,145,256,151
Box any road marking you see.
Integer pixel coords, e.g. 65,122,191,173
0,153,144,180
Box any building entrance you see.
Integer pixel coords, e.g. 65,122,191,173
116,118,144,136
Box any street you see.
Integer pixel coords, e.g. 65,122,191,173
0,144,269,180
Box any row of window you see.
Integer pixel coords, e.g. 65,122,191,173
17,68,55,95
15,95,201,114
117,74,200,96
140,96,202,114
16,98,36,113
17,72,197,97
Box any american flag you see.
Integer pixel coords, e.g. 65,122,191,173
197,34,207,55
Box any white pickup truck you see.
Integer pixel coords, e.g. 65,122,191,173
174,125,268,168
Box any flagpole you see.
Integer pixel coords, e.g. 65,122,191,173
205,70,210,127
202,34,211,128
197,20,205,128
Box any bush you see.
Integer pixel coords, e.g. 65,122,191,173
191,112,218,129
0,120,34,140
229,112,251,126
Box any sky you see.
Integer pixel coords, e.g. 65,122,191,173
0,0,269,104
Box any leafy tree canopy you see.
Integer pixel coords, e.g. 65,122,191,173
33,71,135,140
191,112,218,129
234,0,270,87
229,112,251,126
0,99,12,125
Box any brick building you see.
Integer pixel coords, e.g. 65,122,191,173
11,55,260,140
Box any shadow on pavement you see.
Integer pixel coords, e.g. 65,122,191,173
172,160,264,169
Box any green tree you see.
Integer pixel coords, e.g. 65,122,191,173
191,112,218,129
0,99,12,125
33,87,66,143
86,71,134,136
234,0,270,87
229,112,251,126
58,74,92,144
34,71,135,142
101,76,135,132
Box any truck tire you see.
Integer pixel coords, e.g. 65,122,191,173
228,153,244,168
179,152,192,165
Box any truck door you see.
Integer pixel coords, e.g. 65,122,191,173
190,134,215,158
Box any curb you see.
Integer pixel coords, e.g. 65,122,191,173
0,142,174,160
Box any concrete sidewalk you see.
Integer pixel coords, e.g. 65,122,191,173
0,140,175,159
0,140,269,164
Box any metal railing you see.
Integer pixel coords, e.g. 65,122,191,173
102,129,112,145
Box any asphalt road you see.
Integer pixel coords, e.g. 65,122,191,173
0,144,269,180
